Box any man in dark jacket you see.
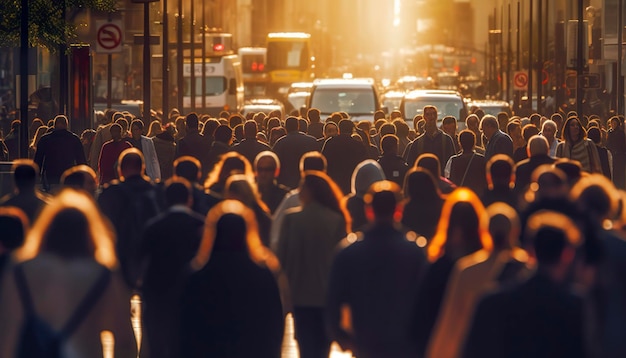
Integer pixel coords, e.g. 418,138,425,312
272,116,318,189
327,180,427,357
514,135,555,195
377,134,408,187
481,114,514,161
176,112,212,179
33,115,87,191
403,105,456,172
321,119,367,194
232,120,271,166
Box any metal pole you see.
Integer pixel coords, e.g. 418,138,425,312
528,0,533,112
500,5,504,101
143,2,151,124
577,0,584,118
176,0,183,114
201,0,206,110
516,0,521,110
189,0,195,112
537,0,542,115
19,0,29,158
59,4,68,115
107,12,112,109
507,1,512,104
162,0,169,120
618,0,623,116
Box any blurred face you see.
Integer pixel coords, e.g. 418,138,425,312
131,124,142,140
568,120,581,141
467,117,479,131
110,126,122,141
480,121,496,140
442,122,457,137
542,124,556,141
325,124,338,138
610,118,619,130
255,156,277,185
423,108,438,134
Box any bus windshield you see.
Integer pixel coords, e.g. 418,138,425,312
266,41,309,71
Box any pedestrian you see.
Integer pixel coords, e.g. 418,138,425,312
344,159,385,232
254,151,290,215
0,159,49,223
377,134,409,187
555,116,601,174
327,180,427,357
277,171,350,358
273,116,319,190
181,200,284,358
127,119,161,182
34,115,87,191
224,174,273,247
0,189,136,357
401,167,445,240
322,119,368,194
480,114,514,161
97,123,132,185
445,129,487,197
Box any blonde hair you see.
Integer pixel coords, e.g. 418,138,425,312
16,188,118,269
191,200,279,272
427,188,492,262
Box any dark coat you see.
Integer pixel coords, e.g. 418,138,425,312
484,129,514,161
176,132,212,179
258,182,289,215
272,131,319,189
139,207,204,358
377,154,409,187
514,154,555,195
404,130,456,172
447,151,487,197
34,129,86,186
326,223,427,357
321,134,368,195
463,273,585,358
232,138,271,167
180,216,283,358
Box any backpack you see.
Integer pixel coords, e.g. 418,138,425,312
13,264,111,358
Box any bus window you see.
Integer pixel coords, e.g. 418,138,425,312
184,77,227,96
267,42,309,70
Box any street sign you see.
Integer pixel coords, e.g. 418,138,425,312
565,73,601,90
513,71,528,91
95,20,123,53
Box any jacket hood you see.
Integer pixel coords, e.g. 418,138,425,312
351,159,385,196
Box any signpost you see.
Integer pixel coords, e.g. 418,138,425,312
131,0,160,124
95,21,123,53
513,71,528,91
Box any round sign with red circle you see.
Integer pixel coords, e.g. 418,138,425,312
97,23,122,52
513,71,528,90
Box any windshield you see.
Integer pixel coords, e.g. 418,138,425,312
403,98,464,121
266,41,310,71
310,88,376,115
184,77,227,96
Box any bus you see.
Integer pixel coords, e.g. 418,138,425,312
265,32,314,99
238,47,267,98
182,55,244,116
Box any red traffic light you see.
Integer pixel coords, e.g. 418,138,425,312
213,43,225,52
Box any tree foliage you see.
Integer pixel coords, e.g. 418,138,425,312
0,0,117,51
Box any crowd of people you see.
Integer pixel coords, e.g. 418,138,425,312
0,105,626,358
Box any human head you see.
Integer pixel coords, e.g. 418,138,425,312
479,115,499,140
165,177,193,208
54,115,69,130
524,210,581,272
214,124,233,145
16,189,117,269
423,105,438,134
224,174,264,210
458,129,476,152
441,116,457,138
403,166,442,201
338,119,355,135
299,171,350,232
587,127,602,145
109,123,123,141
174,156,202,183
147,120,163,137
350,159,385,197
323,121,339,138
284,116,299,133
428,188,491,261
415,153,442,179
364,180,404,223
541,119,557,142
299,151,327,173
0,207,28,252
307,108,321,124
561,116,586,143
254,151,280,187
117,148,145,180
244,120,258,139
527,135,549,157
61,165,97,196
186,112,200,132
381,134,399,155
130,119,144,140
11,159,39,192
466,113,480,132
486,154,515,189
486,202,520,251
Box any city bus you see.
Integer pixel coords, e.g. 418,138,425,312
238,47,267,98
182,54,244,116
265,32,314,99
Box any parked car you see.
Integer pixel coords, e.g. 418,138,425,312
241,98,286,119
467,99,512,117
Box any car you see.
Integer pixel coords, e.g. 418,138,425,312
396,75,435,91
241,98,286,118
285,82,313,114
467,99,512,117
305,78,386,121
400,89,468,128
94,100,144,119
380,90,405,112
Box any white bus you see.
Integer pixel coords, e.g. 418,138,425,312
182,54,244,116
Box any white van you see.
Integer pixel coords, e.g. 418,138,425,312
306,78,385,121
182,54,244,116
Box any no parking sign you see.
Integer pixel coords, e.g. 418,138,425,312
95,20,123,54
513,71,528,91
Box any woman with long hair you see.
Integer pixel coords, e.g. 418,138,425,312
414,188,492,357
225,174,273,247
276,170,350,358
402,167,446,240
181,200,284,358
556,116,601,173
0,189,136,357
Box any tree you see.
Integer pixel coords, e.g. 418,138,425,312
0,0,117,51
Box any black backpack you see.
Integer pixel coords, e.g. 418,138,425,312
13,264,111,358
